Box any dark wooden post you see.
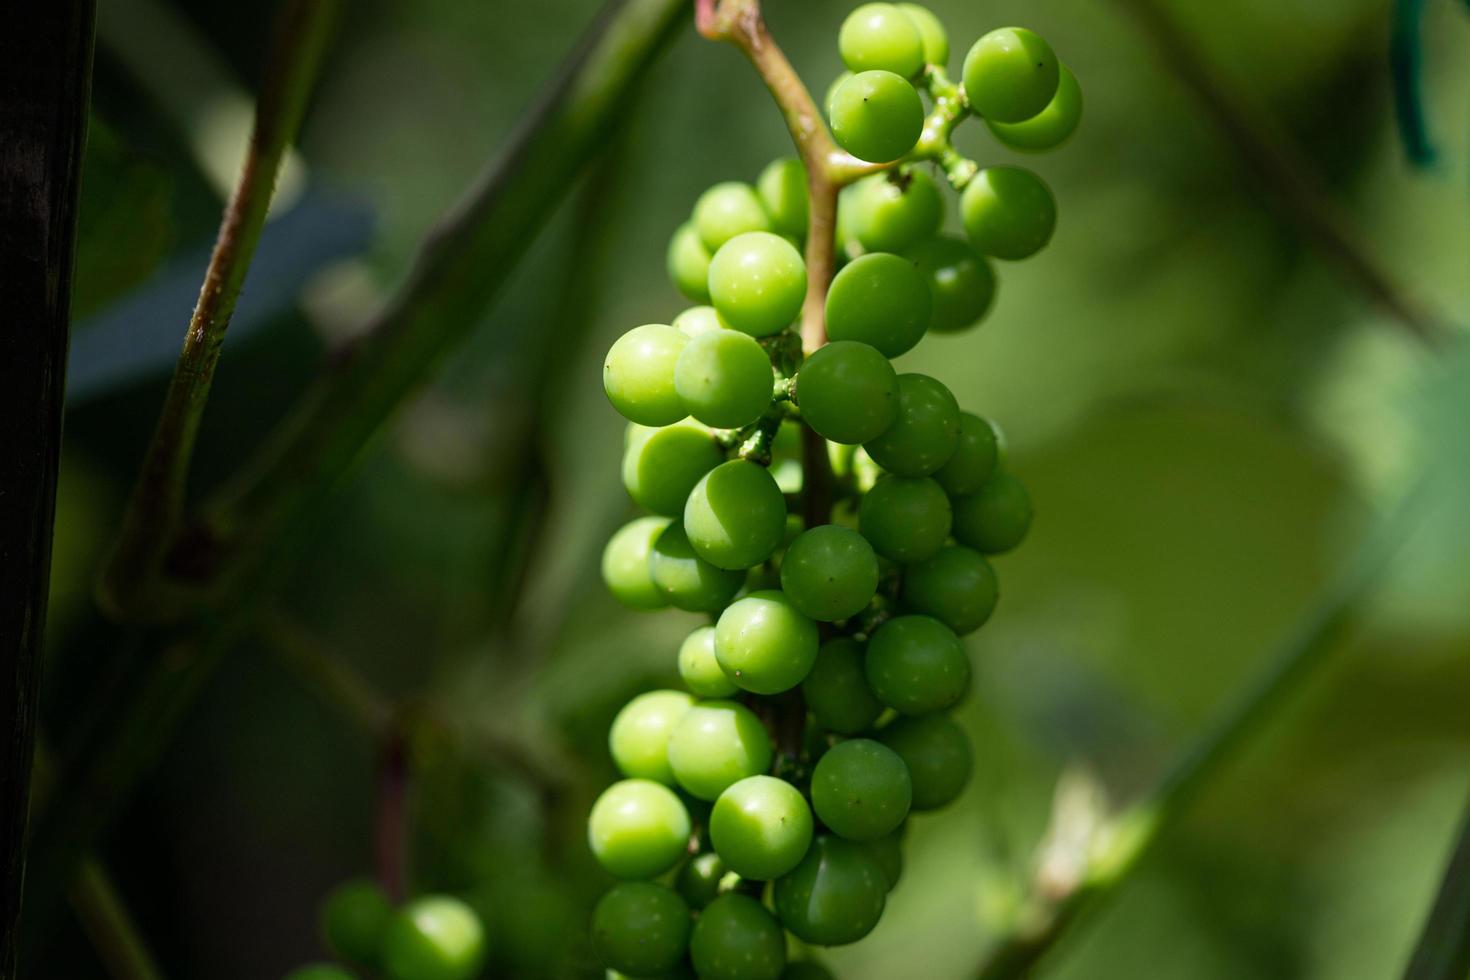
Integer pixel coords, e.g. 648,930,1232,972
0,3,95,976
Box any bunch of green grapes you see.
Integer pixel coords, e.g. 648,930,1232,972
594,4,1075,977
280,880,487,980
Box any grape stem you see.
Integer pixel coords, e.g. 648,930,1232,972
911,66,978,190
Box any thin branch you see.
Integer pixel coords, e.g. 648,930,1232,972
263,611,392,740
974,484,1428,979
99,0,344,622
374,726,410,903
69,860,165,980
1402,793,1470,980
1113,0,1452,348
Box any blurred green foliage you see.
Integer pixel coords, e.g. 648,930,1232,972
42,0,1470,977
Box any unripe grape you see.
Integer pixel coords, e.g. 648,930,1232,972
802,637,884,735
899,4,948,66
673,305,724,337
780,525,879,621
693,182,772,252
676,851,727,909
609,690,695,786
622,422,723,517
849,171,943,254
795,341,898,445
811,738,912,841
906,236,996,333
865,615,970,714
709,775,814,879
858,476,951,562
826,253,931,358
773,835,887,946
839,3,926,78
962,27,1060,123
285,965,357,980
864,830,904,890
678,626,739,698
829,70,924,163
668,223,713,303
987,65,1082,151
877,713,973,810
588,779,693,880
602,516,672,610
901,546,998,634
863,373,960,477
668,700,773,801
380,895,486,980
321,878,391,966
604,324,688,427
684,460,787,570
649,522,744,612
757,158,809,239
673,329,774,429
707,232,807,337
714,590,819,695
951,469,1032,553
825,71,854,119
960,166,1056,260
592,882,690,977
932,412,1000,495
690,893,787,980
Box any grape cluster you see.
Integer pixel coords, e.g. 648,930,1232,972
281,879,487,980
594,4,1075,977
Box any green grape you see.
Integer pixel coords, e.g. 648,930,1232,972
649,523,745,612
757,158,809,239
877,713,972,810
603,516,672,610
668,223,713,303
622,421,723,517
829,70,924,164
932,412,999,495
987,64,1082,151
779,525,879,621
707,232,807,337
380,895,486,980
960,166,1056,261
951,469,1032,553
714,590,819,695
683,460,788,570
673,305,724,337
609,690,695,785
772,835,887,946
782,962,837,980
693,182,773,252
825,253,931,357
668,700,774,801
802,637,884,735
863,374,960,477
961,27,1060,123
865,615,970,714
863,830,904,890
848,171,943,254
709,774,814,879
678,626,739,698
321,878,391,966
905,236,996,333
285,965,357,980
901,545,998,635
838,3,925,78
899,4,948,66
858,475,950,562
588,779,693,880
676,851,727,909
592,882,691,978
810,738,911,841
604,324,688,427
674,329,774,429
825,71,854,119
690,893,787,980
795,341,898,445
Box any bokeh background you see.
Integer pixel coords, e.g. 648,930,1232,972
38,0,1470,976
